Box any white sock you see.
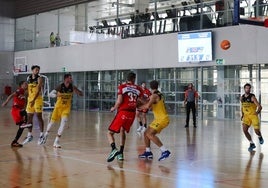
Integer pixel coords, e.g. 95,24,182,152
250,141,254,144
160,146,167,152
27,132,32,137
46,121,55,133
40,132,43,137
146,147,151,152
57,117,68,136
55,136,60,143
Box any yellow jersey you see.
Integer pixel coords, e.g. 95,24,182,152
151,91,169,121
241,93,257,115
27,74,42,101
55,83,73,109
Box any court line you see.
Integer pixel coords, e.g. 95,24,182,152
49,152,177,182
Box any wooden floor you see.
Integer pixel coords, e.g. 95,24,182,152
0,108,268,188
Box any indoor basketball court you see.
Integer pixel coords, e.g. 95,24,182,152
0,108,268,187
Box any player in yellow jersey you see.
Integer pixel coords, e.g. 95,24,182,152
241,83,264,152
23,65,45,145
138,80,171,161
41,73,83,148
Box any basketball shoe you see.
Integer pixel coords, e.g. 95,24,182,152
107,148,119,162
138,151,153,159
158,150,171,161
22,135,33,145
117,153,124,161
11,141,23,147
20,123,32,128
248,143,256,152
259,137,264,145
53,140,61,148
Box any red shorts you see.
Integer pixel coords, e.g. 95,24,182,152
108,111,136,133
11,108,25,124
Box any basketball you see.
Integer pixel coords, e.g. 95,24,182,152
48,89,57,98
220,40,231,50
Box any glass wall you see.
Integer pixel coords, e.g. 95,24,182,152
15,15,35,51
36,10,59,49
260,65,268,122
14,64,268,120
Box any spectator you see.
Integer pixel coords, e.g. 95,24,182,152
55,33,61,47
134,10,141,36
171,5,179,32
144,8,152,34
50,32,55,47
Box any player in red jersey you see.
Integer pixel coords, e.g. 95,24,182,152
136,82,151,132
2,81,32,147
107,72,143,162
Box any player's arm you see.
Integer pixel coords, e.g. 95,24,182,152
140,93,157,110
252,95,262,114
240,96,244,120
110,94,123,112
73,85,83,96
1,92,16,107
55,85,62,97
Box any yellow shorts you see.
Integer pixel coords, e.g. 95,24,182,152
149,117,169,133
51,106,70,122
26,97,43,113
242,114,260,129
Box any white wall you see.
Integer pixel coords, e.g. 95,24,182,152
14,25,268,74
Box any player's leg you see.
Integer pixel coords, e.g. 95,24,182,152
42,107,60,145
252,116,264,144
11,126,24,147
242,120,256,151
116,111,135,161
36,112,45,145
185,103,190,127
19,110,32,128
22,113,34,145
107,130,119,162
11,109,24,147
107,113,122,162
23,99,37,144
34,98,44,144
254,128,264,144
139,127,153,159
192,103,197,127
136,110,143,132
141,112,147,131
53,116,68,148
242,123,253,141
146,121,170,161
117,127,126,161
41,120,56,145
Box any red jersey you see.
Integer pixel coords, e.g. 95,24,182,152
142,88,151,99
13,88,26,109
117,82,143,112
